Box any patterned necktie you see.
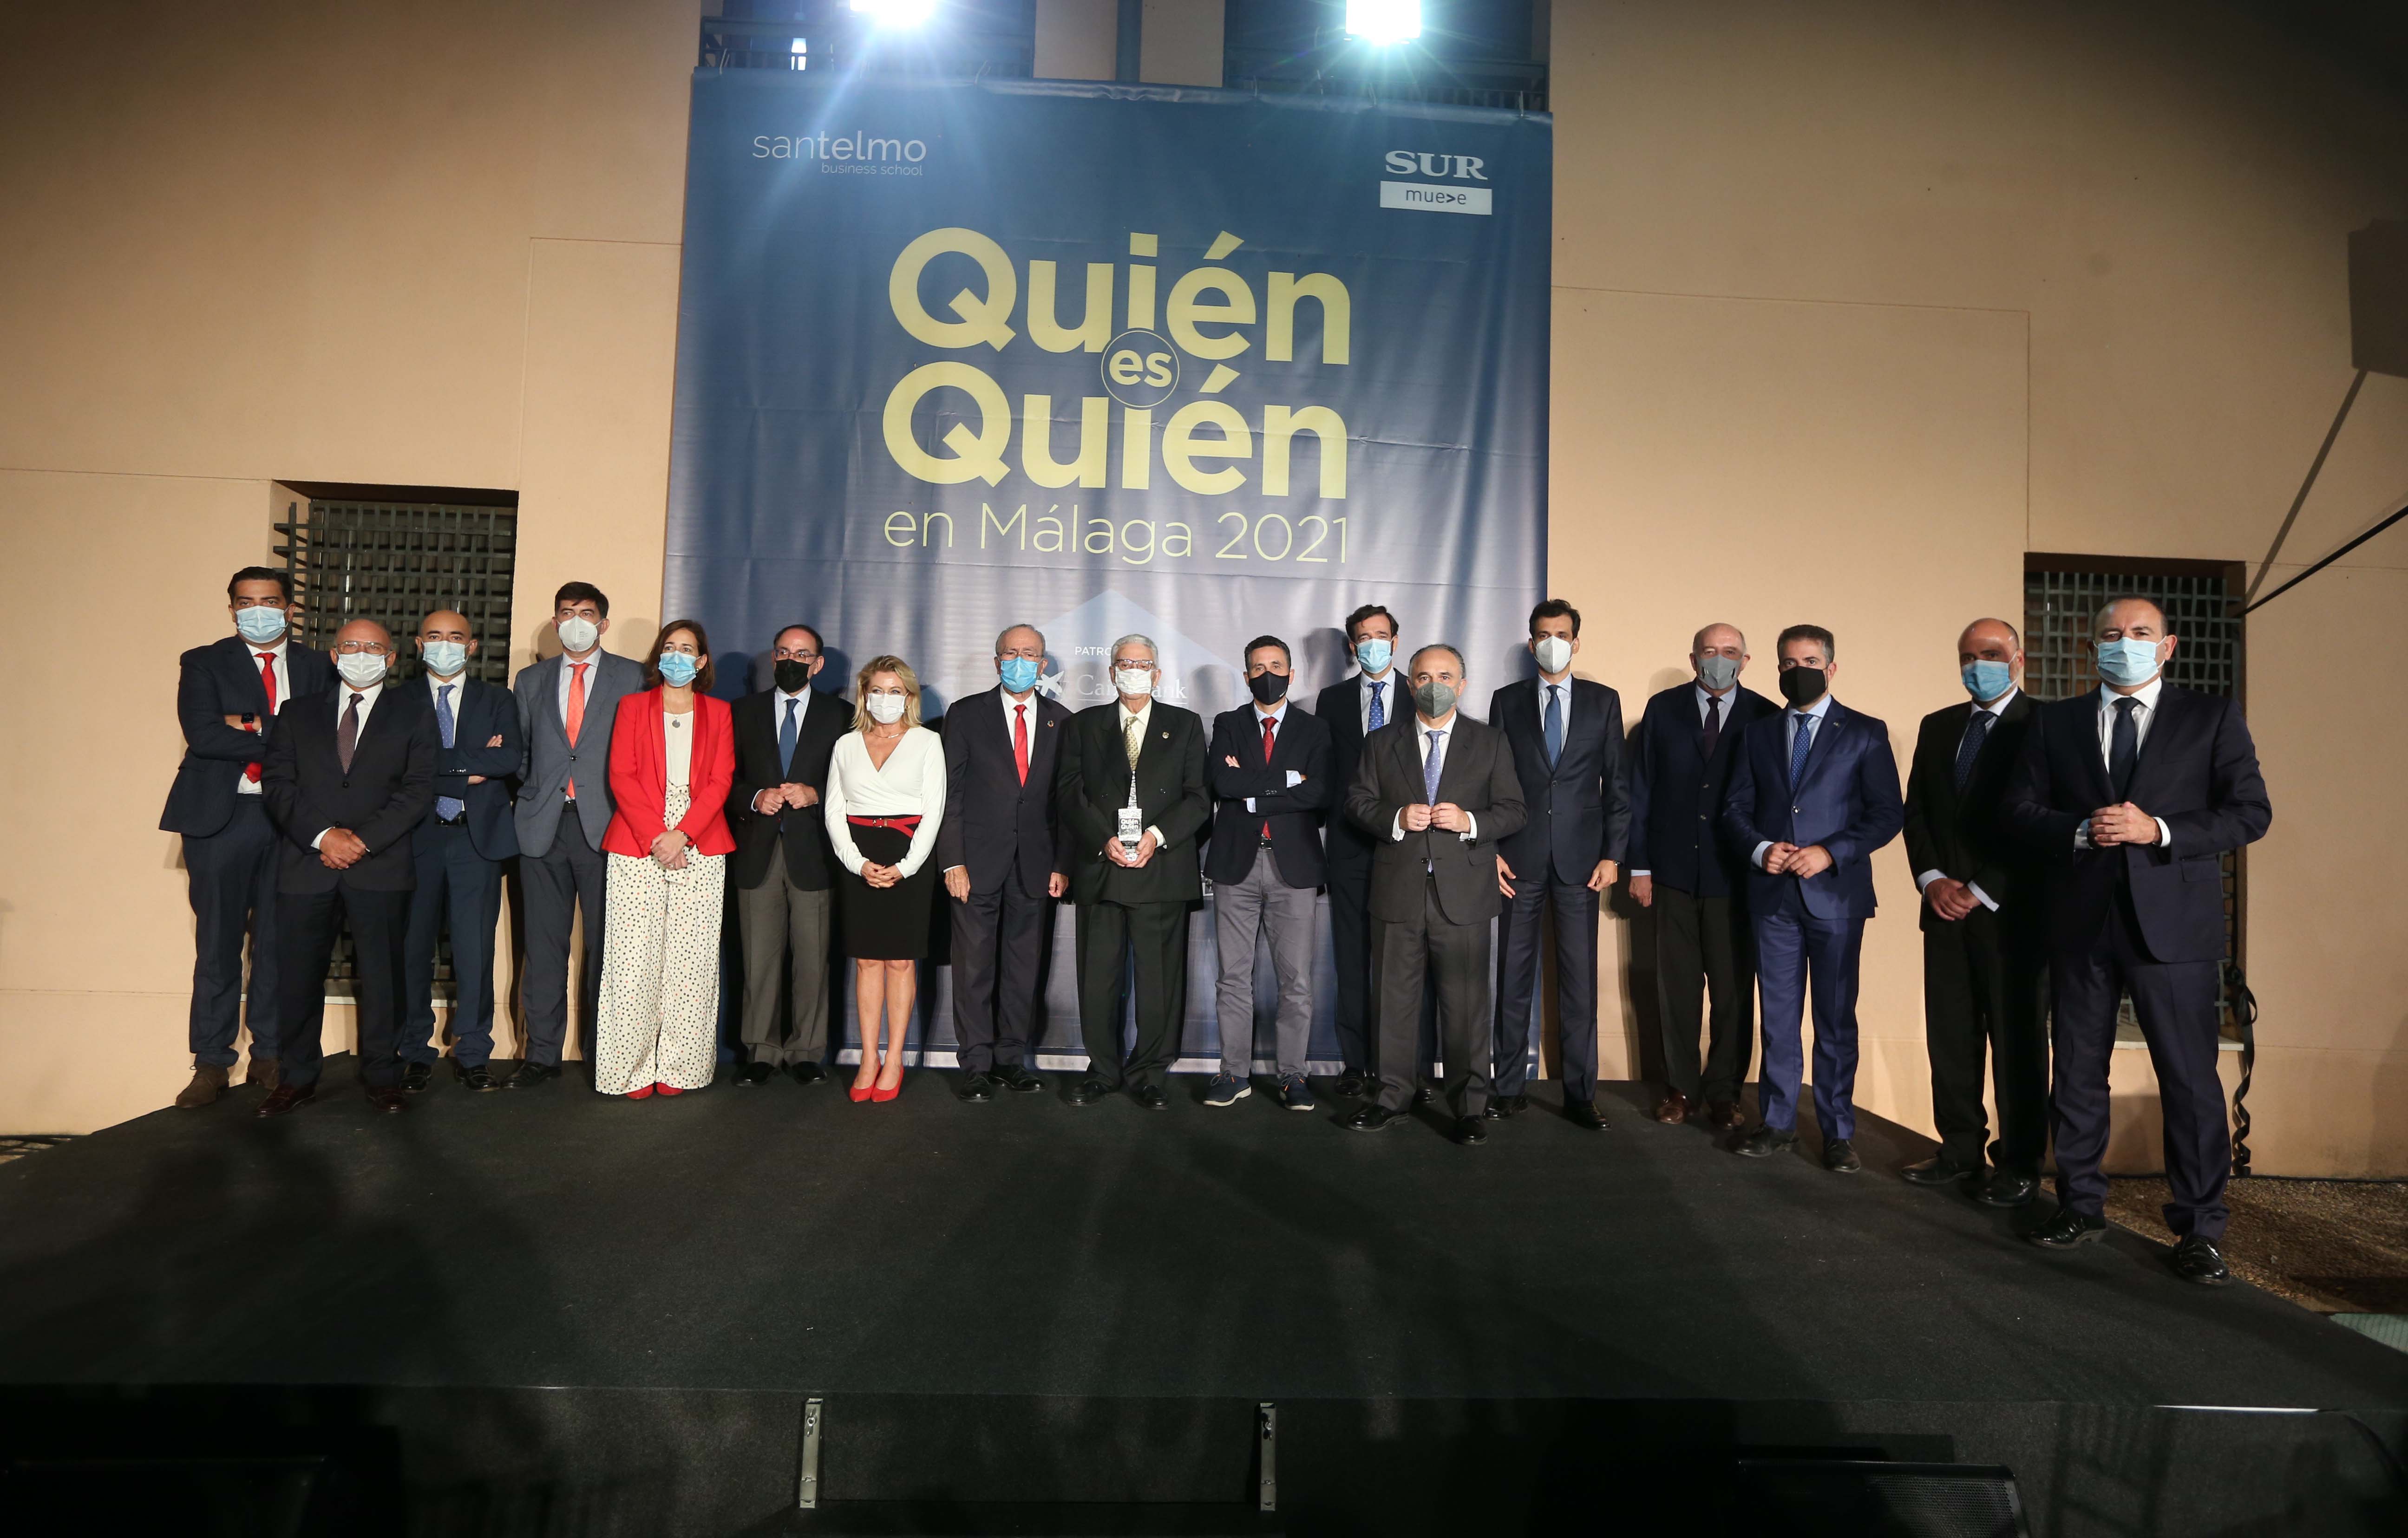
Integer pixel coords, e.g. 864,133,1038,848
779,695,799,778
338,692,363,773
1953,709,1993,794
1124,713,1143,773
1701,693,1722,759
435,685,464,821
245,651,277,783
1261,713,1277,839
1786,711,1814,789
1423,728,1446,804
564,661,589,799
1013,703,1029,786
1367,680,1386,733
1543,684,1564,767
2108,697,2140,801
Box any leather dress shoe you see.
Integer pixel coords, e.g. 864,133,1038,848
365,1085,409,1114
1705,1100,1747,1131
1735,1126,1796,1159
790,1061,827,1084
737,1062,773,1086
1652,1090,1692,1125
255,1083,316,1118
2169,1233,2231,1286
402,1062,433,1094
1822,1138,1862,1174
1566,1100,1609,1131
1486,1094,1530,1119
1454,1114,1488,1147
504,1061,562,1089
243,1057,280,1091
1335,1072,1369,1099
1132,1084,1169,1111
1067,1076,1111,1106
176,1063,229,1109
1901,1154,1980,1187
2025,1208,2108,1249
955,1072,996,1103
1343,1104,1400,1132
992,1062,1044,1093
1978,1171,2039,1208
456,1062,499,1092
1413,1086,1435,1106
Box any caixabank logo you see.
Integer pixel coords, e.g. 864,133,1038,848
1378,148,1492,216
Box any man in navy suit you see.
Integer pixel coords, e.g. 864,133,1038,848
1312,602,1407,1098
159,567,336,1107
1629,623,1779,1130
399,610,524,1094
1487,600,1630,1131
1721,625,1904,1171
2006,596,2271,1285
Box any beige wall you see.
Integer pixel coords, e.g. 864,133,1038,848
4,0,2404,1169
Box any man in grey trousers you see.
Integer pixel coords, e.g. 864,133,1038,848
1202,636,1334,1111
507,581,644,1087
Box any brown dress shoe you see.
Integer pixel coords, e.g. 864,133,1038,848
1652,1091,1692,1125
255,1083,317,1118
364,1085,409,1114
1705,1100,1747,1131
175,1062,229,1108
244,1057,280,1091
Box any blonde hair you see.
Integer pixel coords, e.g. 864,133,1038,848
851,654,923,732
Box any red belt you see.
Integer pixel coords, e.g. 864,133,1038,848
847,815,922,833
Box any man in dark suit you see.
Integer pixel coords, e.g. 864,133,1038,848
1342,645,1527,1144
510,582,646,1088
1721,625,1904,1172
1901,618,2049,1207
937,623,1073,1102
399,610,523,1094
160,567,337,1107
1629,623,1778,1130
257,619,438,1116
1204,635,1334,1112
1311,602,1408,1098
1056,633,1210,1110
1488,599,1630,1132
728,623,850,1086
2006,596,2271,1285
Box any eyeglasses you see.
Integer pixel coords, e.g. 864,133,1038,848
334,640,393,655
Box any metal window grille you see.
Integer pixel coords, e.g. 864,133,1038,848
274,489,520,999
2024,555,2246,1033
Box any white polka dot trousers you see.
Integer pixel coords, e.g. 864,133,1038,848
594,786,725,1095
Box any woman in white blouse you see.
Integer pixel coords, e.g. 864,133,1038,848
824,655,947,1102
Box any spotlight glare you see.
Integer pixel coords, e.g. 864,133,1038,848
851,0,936,26
1345,0,1421,45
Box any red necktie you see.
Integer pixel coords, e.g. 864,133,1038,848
1013,703,1029,786
1260,714,1276,840
244,651,277,782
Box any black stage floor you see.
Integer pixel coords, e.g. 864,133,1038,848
4,1064,2405,1534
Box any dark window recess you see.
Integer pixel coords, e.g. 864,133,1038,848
275,485,520,1001
2023,555,2247,1036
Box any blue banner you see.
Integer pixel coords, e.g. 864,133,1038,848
665,71,1551,1069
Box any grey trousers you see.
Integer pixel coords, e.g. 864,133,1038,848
737,857,833,1066
1212,852,1318,1078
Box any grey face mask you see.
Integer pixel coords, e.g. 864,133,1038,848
1695,654,1741,691
1413,680,1458,718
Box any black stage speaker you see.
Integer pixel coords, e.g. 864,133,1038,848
2350,220,2408,380
1736,1459,2031,1538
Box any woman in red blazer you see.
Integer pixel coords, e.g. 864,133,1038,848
592,619,736,1099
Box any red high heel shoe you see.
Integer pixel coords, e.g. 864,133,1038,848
848,1082,874,1102
870,1077,901,1103
626,1084,655,1100
654,1083,683,1097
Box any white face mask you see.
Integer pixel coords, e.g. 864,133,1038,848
336,652,389,689
865,691,906,725
1533,636,1572,674
1112,666,1155,698
557,616,599,653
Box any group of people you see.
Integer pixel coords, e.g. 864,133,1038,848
165,569,2269,1284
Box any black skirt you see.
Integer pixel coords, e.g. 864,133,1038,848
838,822,935,960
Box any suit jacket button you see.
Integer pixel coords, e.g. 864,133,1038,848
1792,805,1801,815
341,780,351,788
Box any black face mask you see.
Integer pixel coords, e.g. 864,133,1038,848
1778,665,1828,708
773,658,812,693
1248,671,1290,705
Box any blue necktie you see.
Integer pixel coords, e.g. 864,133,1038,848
1543,683,1564,768
1423,729,1446,803
779,695,799,779
1367,680,1386,733
1953,709,1993,793
435,685,464,821
1787,710,1814,789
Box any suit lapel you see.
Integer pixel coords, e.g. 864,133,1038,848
2124,686,2187,803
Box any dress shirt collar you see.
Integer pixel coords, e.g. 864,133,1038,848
1694,681,1735,717
339,679,385,714
1416,711,1457,739
1251,696,1290,729
251,636,288,664
1788,691,1835,725
777,684,811,707
426,671,466,705
2097,677,2164,714
1970,684,2019,718
1118,697,1153,731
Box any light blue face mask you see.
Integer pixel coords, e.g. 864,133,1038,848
658,652,700,688
421,639,468,678
1960,659,2013,702
234,606,287,645
1355,638,1393,674
2095,637,2161,689
998,656,1041,693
